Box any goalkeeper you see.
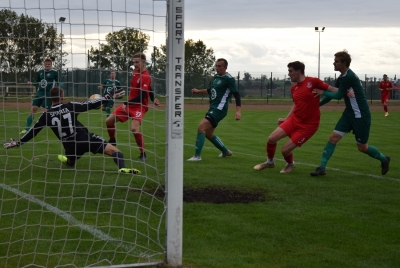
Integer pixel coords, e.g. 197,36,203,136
4,87,140,174
98,70,121,117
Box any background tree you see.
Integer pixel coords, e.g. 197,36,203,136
152,39,215,96
0,9,63,78
243,72,252,88
88,28,150,71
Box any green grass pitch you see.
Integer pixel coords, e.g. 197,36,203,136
1,103,400,268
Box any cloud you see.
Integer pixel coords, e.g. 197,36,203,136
186,27,400,76
186,0,399,29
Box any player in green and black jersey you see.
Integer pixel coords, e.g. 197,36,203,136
187,58,241,161
98,71,121,117
311,50,390,176
21,58,59,133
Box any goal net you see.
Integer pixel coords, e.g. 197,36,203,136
0,0,184,267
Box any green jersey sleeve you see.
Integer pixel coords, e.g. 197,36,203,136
319,96,332,106
322,89,345,100
228,77,238,92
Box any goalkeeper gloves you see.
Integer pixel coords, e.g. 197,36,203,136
4,139,20,149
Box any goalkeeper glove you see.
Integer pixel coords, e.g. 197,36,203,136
4,139,20,149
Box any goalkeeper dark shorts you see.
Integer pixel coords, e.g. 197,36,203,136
62,133,107,163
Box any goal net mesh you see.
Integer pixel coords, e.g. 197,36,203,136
0,0,168,267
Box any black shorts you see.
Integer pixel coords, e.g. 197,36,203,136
205,109,227,128
62,133,107,164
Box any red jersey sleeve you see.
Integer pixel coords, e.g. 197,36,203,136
141,75,151,91
312,78,330,91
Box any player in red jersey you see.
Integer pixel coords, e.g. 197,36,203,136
105,52,160,161
378,74,392,116
254,61,335,173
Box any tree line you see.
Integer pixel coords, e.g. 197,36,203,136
0,9,217,95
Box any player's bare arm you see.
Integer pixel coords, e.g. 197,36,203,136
235,106,241,120
312,88,324,96
191,88,208,94
347,89,355,98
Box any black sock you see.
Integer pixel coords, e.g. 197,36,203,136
112,151,125,169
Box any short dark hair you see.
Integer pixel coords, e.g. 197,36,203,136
334,50,351,67
50,87,63,103
216,58,228,68
44,58,53,63
287,61,305,74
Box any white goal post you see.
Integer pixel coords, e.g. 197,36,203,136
0,0,184,267
166,0,184,266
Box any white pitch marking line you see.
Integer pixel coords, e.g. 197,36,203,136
184,143,400,182
0,183,154,259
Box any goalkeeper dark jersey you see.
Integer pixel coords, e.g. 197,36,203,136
20,98,105,145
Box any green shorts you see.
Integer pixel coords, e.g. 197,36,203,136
102,99,114,109
334,114,371,144
32,91,51,109
205,108,227,128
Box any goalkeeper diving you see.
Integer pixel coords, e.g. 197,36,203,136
4,87,140,174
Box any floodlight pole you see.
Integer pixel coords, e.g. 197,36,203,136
59,17,66,80
315,27,325,79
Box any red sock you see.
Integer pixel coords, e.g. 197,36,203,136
284,152,293,164
384,106,388,112
134,133,145,153
107,124,116,139
266,143,277,160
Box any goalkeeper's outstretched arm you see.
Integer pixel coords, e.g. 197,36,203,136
4,113,46,149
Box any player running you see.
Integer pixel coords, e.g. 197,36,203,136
4,87,140,174
187,58,241,161
253,61,332,173
310,50,390,176
105,52,160,161
98,70,121,117
378,74,392,116
21,58,59,134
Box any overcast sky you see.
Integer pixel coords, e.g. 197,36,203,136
1,0,399,78
185,0,400,78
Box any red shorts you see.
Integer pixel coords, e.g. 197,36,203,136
381,93,390,104
113,105,147,124
279,117,318,147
